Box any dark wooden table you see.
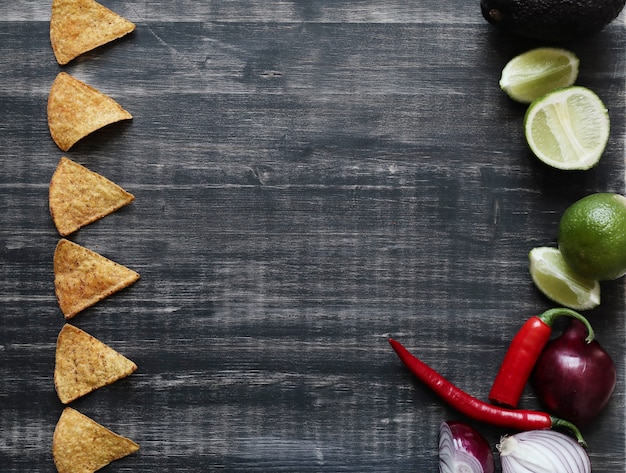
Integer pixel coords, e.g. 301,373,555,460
1,1,625,471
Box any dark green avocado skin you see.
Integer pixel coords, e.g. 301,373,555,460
481,0,626,41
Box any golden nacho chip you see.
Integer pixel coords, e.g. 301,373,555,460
50,157,135,236
54,324,137,404
50,0,136,65
53,407,139,473
53,238,140,318
47,72,132,152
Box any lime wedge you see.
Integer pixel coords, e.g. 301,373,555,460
524,86,610,170
500,48,579,104
529,246,600,311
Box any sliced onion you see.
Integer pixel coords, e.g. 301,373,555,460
497,429,591,473
439,421,495,473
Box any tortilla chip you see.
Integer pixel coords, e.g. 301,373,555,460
48,72,132,152
53,238,140,318
50,0,135,65
53,407,139,473
54,324,137,404
50,157,135,236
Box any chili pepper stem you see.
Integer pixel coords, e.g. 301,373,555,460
539,308,594,343
551,416,587,448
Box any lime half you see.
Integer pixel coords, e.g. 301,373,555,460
524,86,610,170
500,47,579,104
529,246,600,311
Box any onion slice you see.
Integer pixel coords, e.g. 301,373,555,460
439,421,495,473
498,429,591,473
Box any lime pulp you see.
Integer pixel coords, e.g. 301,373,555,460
529,246,600,311
524,86,609,170
500,47,579,104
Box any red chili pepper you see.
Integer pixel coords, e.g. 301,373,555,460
488,308,594,409
388,337,586,446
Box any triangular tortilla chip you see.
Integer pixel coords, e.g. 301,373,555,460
50,157,135,236
53,238,140,318
47,72,132,151
54,324,137,404
50,0,135,65
53,407,139,473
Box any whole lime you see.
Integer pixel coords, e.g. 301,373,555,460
480,0,626,42
558,193,626,281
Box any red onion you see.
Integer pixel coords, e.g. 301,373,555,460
498,429,591,473
438,421,495,473
532,319,616,426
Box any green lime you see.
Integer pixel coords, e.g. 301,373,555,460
500,48,579,104
558,193,626,281
529,246,600,311
524,86,610,170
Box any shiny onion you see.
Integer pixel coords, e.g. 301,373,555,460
497,430,591,473
439,421,495,473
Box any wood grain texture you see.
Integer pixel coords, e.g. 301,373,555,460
1,1,624,471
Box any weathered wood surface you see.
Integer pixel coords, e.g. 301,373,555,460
1,1,624,471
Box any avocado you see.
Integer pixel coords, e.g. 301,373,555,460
480,0,626,41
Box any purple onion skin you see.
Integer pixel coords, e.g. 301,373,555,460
439,421,495,473
532,319,616,426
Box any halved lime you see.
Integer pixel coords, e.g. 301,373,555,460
524,86,610,170
529,246,600,311
500,48,579,104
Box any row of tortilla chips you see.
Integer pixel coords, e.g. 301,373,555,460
48,1,140,471
48,0,135,151
50,200,140,473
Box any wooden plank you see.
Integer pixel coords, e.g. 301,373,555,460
0,1,624,471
